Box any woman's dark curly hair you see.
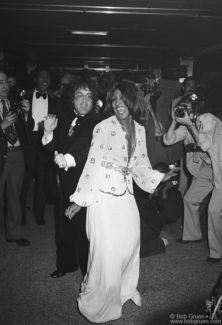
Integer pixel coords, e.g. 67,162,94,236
68,76,98,110
104,80,148,126
179,94,208,115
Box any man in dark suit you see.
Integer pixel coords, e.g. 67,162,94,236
0,70,34,246
21,66,61,226
43,77,101,278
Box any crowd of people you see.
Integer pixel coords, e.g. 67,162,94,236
1,65,222,323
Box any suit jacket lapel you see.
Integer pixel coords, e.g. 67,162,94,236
59,111,76,148
47,94,54,114
62,113,88,152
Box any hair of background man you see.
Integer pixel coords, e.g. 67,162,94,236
33,66,51,79
182,76,196,86
154,162,170,173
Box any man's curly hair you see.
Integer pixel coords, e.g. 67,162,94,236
69,76,98,111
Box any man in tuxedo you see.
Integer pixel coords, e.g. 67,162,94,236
21,66,61,226
43,77,101,278
0,70,34,246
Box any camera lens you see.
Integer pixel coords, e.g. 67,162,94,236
175,107,185,118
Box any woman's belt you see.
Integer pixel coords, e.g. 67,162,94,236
155,135,162,141
101,161,131,176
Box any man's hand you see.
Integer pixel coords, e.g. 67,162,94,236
54,151,67,169
21,99,30,112
175,111,192,127
198,133,206,143
1,111,17,130
143,93,152,103
161,167,180,182
44,115,58,134
143,93,155,115
65,203,81,219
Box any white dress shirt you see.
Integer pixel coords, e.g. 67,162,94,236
32,89,48,131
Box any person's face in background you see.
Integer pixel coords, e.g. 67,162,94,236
60,76,71,89
59,76,72,97
8,76,16,89
111,89,130,120
73,87,93,116
183,80,196,96
35,70,51,93
0,72,9,99
90,77,98,88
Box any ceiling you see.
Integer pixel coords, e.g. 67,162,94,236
1,0,222,71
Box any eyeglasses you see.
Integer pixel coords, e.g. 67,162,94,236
74,92,93,102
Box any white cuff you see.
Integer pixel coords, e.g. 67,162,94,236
64,153,76,171
42,132,53,145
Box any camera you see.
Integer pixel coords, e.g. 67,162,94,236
190,93,202,104
174,103,192,118
140,78,158,97
184,143,203,153
174,93,204,118
10,85,26,117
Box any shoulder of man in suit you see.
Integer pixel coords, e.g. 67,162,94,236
25,89,35,98
7,95,19,105
84,108,102,120
47,89,58,99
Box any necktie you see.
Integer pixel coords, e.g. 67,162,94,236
1,99,18,145
67,115,84,137
36,92,47,99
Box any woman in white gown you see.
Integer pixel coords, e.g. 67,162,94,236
66,80,178,323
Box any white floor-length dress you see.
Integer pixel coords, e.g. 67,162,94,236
70,116,164,323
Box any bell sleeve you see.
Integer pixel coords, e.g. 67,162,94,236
69,123,105,207
132,128,165,193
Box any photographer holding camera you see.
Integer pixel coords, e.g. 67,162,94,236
164,94,222,264
0,70,34,246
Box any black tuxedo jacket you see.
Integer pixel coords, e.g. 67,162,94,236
26,90,62,156
45,109,101,203
0,96,34,180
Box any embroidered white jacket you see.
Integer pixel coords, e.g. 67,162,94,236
70,116,164,206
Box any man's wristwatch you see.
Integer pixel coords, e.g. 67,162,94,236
187,124,193,130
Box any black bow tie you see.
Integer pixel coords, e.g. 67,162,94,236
75,115,84,122
36,92,47,100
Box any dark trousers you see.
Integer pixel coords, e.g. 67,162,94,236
0,148,24,239
56,208,89,276
21,130,53,222
56,178,89,277
140,218,166,257
134,190,166,258
21,151,51,222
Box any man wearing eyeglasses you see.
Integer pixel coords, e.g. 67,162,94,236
42,76,101,278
